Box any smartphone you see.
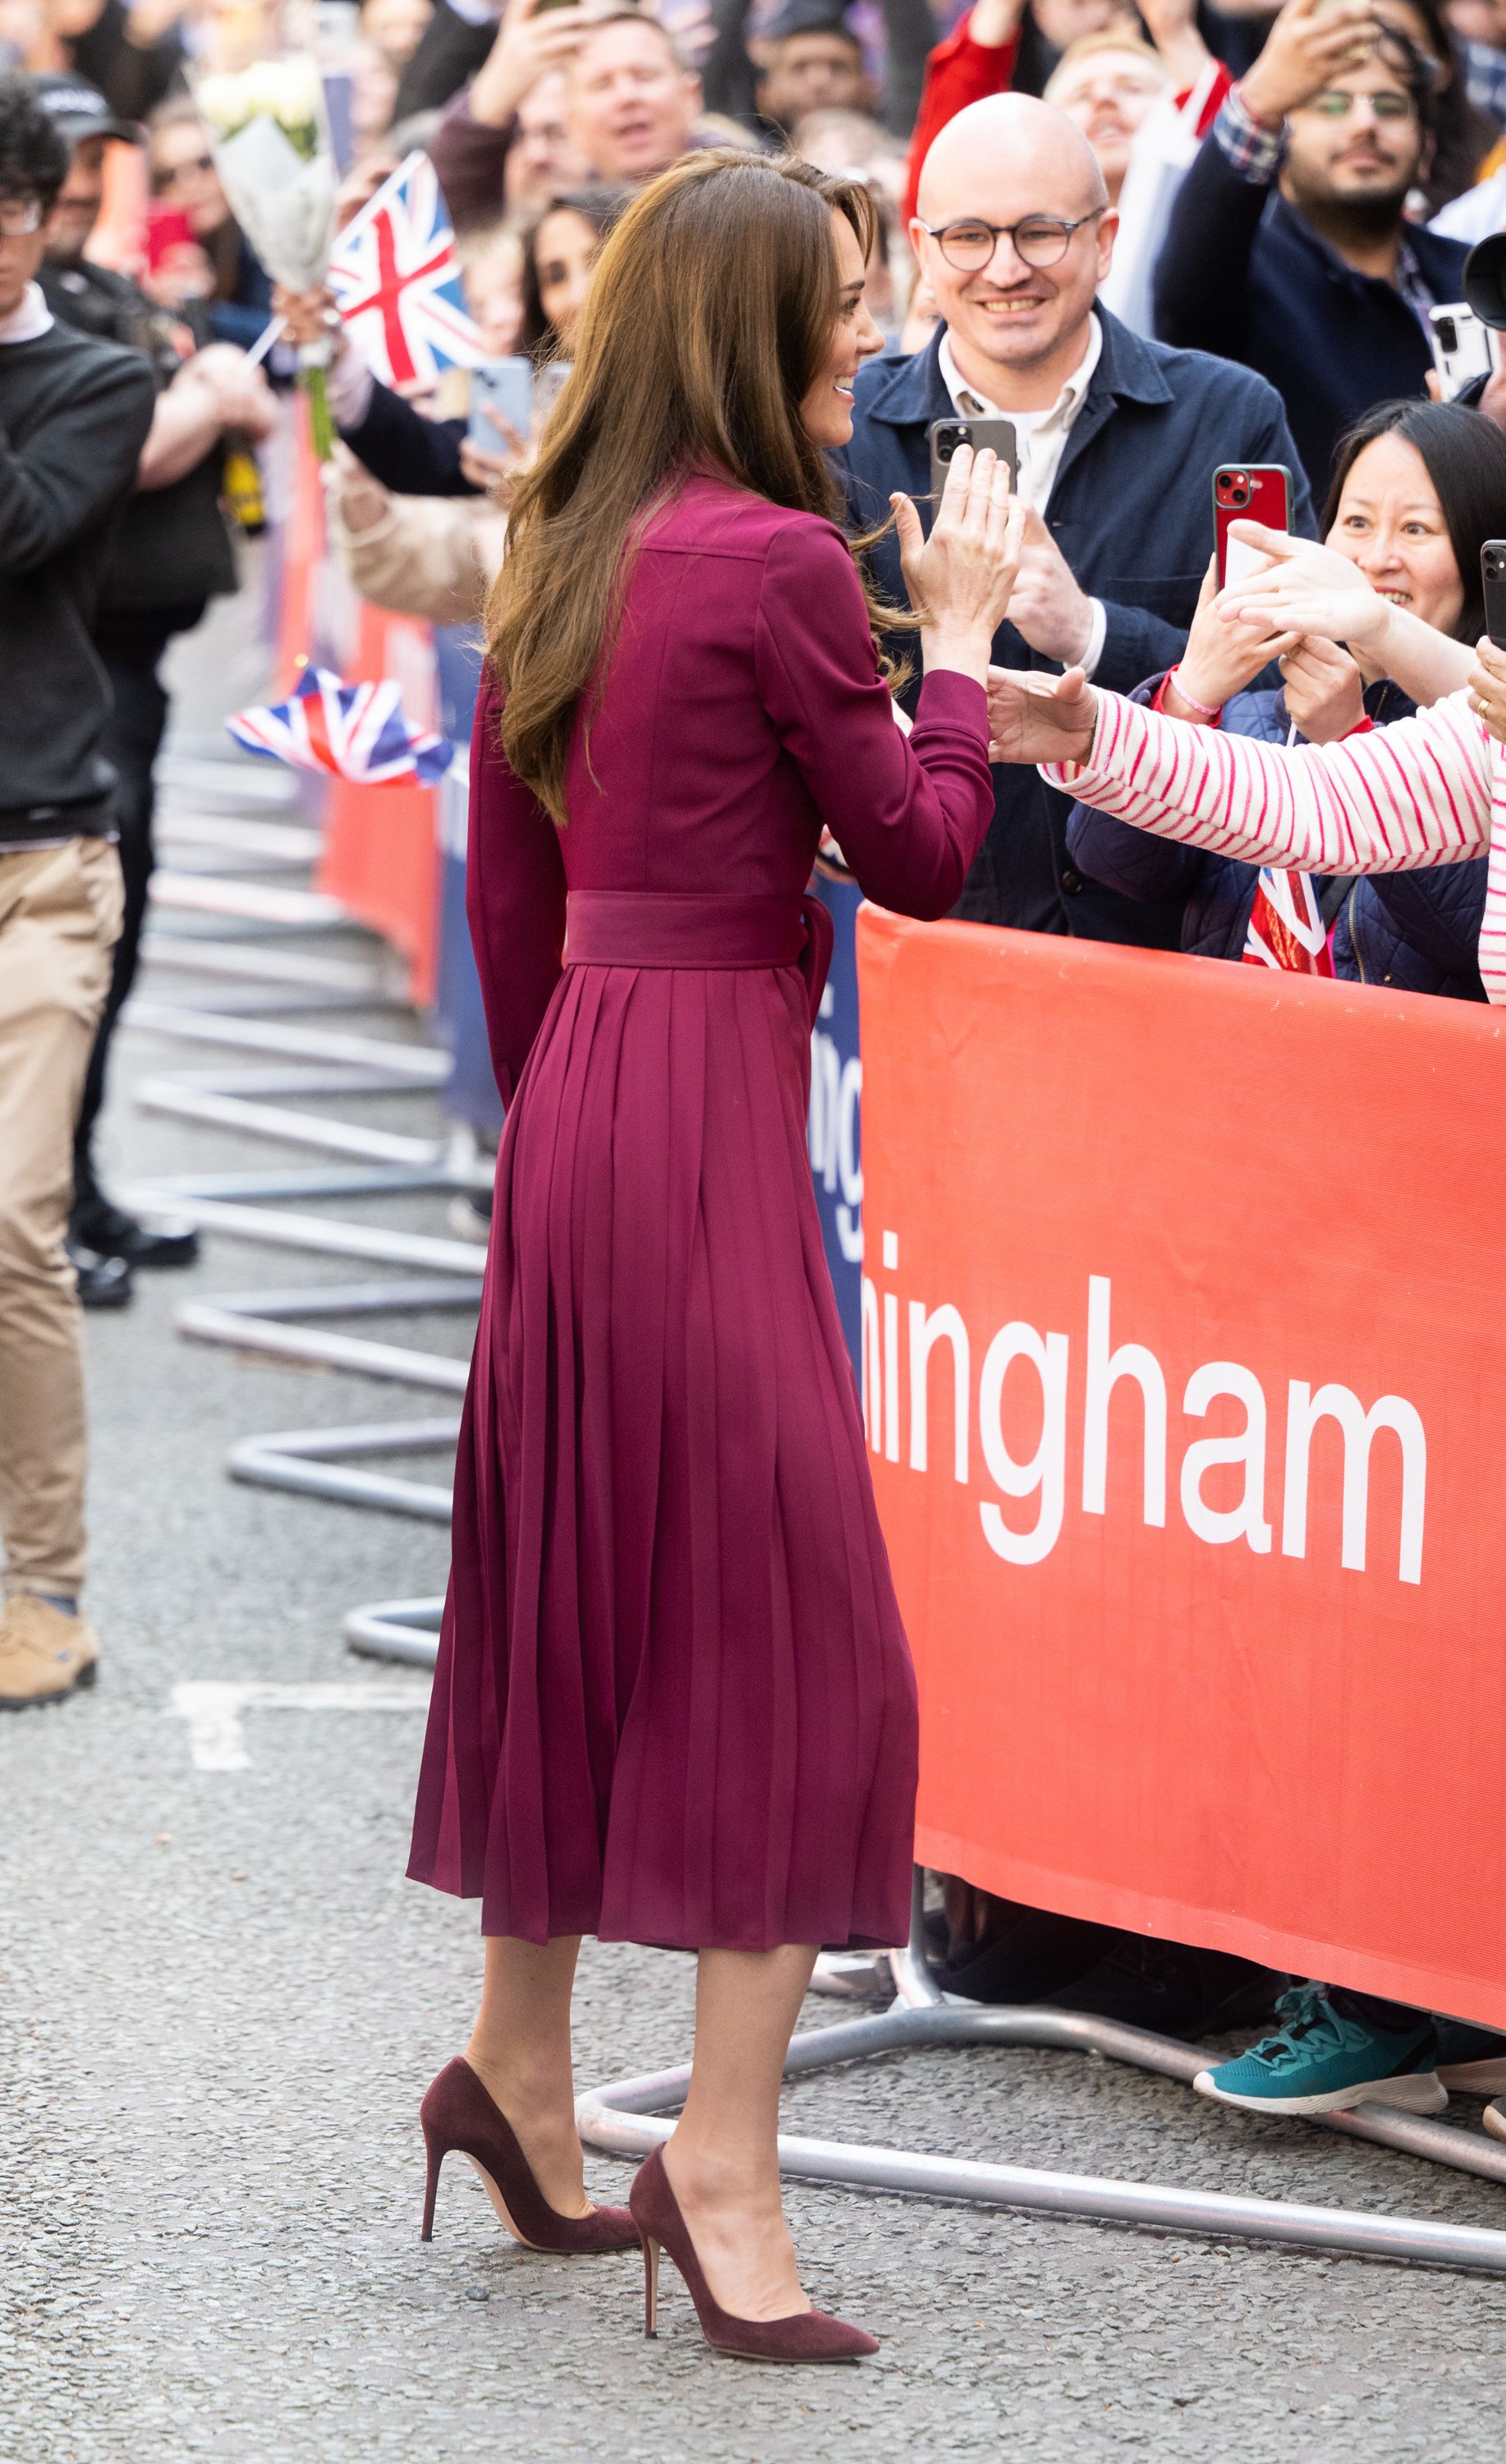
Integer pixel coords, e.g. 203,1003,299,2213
1481,540,1506,649
929,416,1017,509
469,355,534,452
1214,462,1292,589
1428,302,1496,402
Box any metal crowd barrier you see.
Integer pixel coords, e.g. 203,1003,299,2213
128,756,475,1652
576,1874,1506,2278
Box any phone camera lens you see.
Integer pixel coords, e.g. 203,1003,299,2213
1438,317,1458,353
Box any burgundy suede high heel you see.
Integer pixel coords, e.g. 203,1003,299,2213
628,2145,879,2362
420,2057,638,2254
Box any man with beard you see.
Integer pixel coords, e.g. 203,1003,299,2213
1154,0,1469,493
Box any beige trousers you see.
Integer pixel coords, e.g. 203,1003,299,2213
0,839,123,1598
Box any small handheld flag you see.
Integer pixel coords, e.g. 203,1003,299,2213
228,667,452,787
328,150,486,389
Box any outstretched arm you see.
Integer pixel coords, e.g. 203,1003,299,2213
987,670,1495,875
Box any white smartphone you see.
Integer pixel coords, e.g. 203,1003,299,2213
1428,304,1496,402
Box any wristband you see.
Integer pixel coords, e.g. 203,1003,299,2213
1168,669,1221,722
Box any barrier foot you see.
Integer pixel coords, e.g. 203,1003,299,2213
576,1877,1506,2278
576,2010,1506,2276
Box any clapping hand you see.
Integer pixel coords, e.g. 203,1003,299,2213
891,444,1026,667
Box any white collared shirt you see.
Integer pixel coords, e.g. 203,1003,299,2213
0,283,53,346
937,315,1106,678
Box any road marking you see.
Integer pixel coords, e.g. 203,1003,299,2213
169,1680,430,1771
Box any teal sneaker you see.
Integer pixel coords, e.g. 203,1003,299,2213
1194,1985,1446,2117
1435,2020,1506,2095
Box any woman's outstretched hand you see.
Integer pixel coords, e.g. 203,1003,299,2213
985,665,1098,766
1217,522,1386,654
1467,637,1506,743
892,444,1025,683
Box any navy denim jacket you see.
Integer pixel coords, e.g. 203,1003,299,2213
833,310,1313,941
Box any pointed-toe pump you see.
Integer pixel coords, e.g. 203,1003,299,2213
420,2057,638,2254
628,2146,879,2363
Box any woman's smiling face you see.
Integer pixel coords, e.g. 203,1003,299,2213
797,209,886,449
1325,432,1464,636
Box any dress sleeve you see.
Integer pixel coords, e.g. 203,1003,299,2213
1045,686,1494,876
753,518,996,920
465,676,567,1107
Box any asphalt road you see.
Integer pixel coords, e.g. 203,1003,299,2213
5,642,1506,2463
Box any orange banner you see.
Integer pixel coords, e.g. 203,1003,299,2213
857,908,1506,2026
319,600,440,1006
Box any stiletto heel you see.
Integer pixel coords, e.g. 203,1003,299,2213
421,2128,442,2242
418,2057,638,2255
627,2147,878,2363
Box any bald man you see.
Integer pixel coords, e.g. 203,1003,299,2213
837,94,1314,940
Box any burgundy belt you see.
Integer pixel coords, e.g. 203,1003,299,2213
564,889,833,1023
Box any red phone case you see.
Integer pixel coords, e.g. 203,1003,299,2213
1214,465,1292,588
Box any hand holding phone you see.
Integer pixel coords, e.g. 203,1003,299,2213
1214,463,1292,588
469,353,534,454
1429,304,1496,402
930,415,1017,509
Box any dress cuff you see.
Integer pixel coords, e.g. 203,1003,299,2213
914,668,990,733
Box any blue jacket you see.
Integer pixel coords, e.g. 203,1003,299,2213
833,311,1313,940
1066,675,1487,1000
1152,136,1470,499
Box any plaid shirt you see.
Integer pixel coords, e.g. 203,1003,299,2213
1213,83,1288,182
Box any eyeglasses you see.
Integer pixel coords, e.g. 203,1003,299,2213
1303,87,1419,119
0,195,43,238
917,209,1106,273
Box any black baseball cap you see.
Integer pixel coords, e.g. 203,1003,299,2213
27,73,144,149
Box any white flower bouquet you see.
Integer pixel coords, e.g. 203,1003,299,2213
195,58,340,453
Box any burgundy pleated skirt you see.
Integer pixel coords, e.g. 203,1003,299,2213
406,891,918,1951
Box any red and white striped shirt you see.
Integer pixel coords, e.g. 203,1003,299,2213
1047,687,1506,1004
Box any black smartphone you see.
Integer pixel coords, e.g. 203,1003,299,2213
1483,540,1506,649
929,416,1017,508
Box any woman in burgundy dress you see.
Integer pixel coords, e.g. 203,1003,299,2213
409,149,1022,2361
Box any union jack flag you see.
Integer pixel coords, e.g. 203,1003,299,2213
327,150,486,390
1242,867,1334,976
227,668,452,787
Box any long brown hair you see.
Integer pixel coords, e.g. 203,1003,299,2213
486,149,898,825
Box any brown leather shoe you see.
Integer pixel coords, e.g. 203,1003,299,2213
0,1593,99,1709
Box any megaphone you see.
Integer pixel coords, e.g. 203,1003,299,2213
1463,232,1506,330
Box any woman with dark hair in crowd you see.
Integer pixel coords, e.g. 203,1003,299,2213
149,96,272,353
1068,398,1506,1007
518,184,627,357
406,147,1023,2360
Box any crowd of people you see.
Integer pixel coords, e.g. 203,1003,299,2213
4,0,1506,2342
